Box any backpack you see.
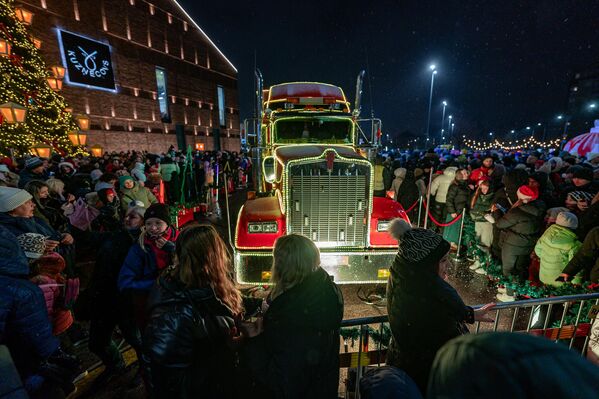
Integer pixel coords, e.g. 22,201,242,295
68,197,99,231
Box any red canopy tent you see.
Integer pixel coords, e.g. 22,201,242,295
564,120,599,158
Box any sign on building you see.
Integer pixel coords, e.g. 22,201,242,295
57,30,116,91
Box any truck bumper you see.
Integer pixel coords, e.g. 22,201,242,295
234,249,397,284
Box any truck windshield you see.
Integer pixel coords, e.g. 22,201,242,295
274,118,353,144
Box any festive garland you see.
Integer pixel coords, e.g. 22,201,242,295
340,323,392,348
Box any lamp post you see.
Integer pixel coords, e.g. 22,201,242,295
425,64,437,142
32,143,52,158
90,145,103,158
440,100,447,140
68,131,87,146
0,102,27,124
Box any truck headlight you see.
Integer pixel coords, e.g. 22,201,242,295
248,222,278,234
377,220,391,232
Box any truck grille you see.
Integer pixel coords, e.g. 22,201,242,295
288,161,369,247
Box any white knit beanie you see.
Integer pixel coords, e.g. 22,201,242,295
0,187,32,212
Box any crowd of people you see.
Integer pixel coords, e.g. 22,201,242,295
378,149,599,302
1,144,599,399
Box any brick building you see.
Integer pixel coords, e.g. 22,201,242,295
17,0,240,153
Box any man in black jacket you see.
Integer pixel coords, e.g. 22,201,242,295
561,226,599,283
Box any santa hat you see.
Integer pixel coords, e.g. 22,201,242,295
517,185,538,203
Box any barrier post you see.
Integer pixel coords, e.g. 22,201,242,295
417,195,423,227
456,207,466,259
423,167,434,229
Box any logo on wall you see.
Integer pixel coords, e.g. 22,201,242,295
57,30,116,91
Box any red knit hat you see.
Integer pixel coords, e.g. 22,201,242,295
517,185,539,203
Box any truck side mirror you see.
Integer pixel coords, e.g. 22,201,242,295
263,156,276,183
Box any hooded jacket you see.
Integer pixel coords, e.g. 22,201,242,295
427,332,599,399
429,167,457,204
445,180,470,214
390,168,407,200
496,200,546,250
0,226,59,373
131,162,147,184
143,275,238,398
386,249,473,394
120,181,157,210
534,224,582,286
242,267,344,399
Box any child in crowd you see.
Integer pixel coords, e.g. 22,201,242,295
535,211,582,287
118,203,178,330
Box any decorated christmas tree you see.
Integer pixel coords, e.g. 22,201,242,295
0,0,76,156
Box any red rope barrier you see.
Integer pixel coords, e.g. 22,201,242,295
402,198,420,213
422,200,463,227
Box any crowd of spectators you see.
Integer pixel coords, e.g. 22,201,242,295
380,148,599,302
1,144,599,399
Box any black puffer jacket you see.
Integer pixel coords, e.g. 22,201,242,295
563,226,599,283
143,275,238,399
445,181,471,214
242,267,344,399
386,253,473,394
496,200,546,250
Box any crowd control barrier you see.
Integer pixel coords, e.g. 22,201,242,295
338,292,599,398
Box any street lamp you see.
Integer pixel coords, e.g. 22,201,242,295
68,131,87,146
425,64,437,142
46,76,63,91
32,143,52,158
0,38,11,57
90,145,104,157
51,66,66,80
14,7,34,25
0,102,27,124
557,115,563,120
440,100,447,139
75,114,91,130
589,103,597,110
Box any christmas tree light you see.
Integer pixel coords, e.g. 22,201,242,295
0,0,77,156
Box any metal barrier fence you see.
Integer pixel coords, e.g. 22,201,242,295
338,292,599,398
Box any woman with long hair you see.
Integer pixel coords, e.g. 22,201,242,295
241,234,344,399
144,224,242,398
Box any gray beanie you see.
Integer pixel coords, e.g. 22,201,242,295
25,157,43,170
556,211,578,229
0,187,32,212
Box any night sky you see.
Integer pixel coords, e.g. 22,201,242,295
180,0,599,141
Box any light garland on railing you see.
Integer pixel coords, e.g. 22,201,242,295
463,136,562,152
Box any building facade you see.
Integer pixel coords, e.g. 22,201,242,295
17,0,240,153
567,62,599,135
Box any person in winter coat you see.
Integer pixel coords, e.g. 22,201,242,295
535,211,582,287
119,175,157,211
24,180,70,234
561,167,599,209
88,206,146,385
158,156,180,182
427,332,599,399
430,166,457,228
373,157,386,197
396,170,420,221
144,224,243,399
390,168,407,201
560,226,599,284
385,219,495,395
490,169,529,258
575,191,599,241
18,157,46,189
91,188,122,232
241,234,344,399
469,180,494,249
130,162,147,185
118,203,177,330
443,169,471,246
469,156,493,185
0,226,79,397
0,187,68,251
493,185,546,301
29,252,75,336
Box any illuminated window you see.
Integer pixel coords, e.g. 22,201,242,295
155,67,171,123
217,85,225,127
